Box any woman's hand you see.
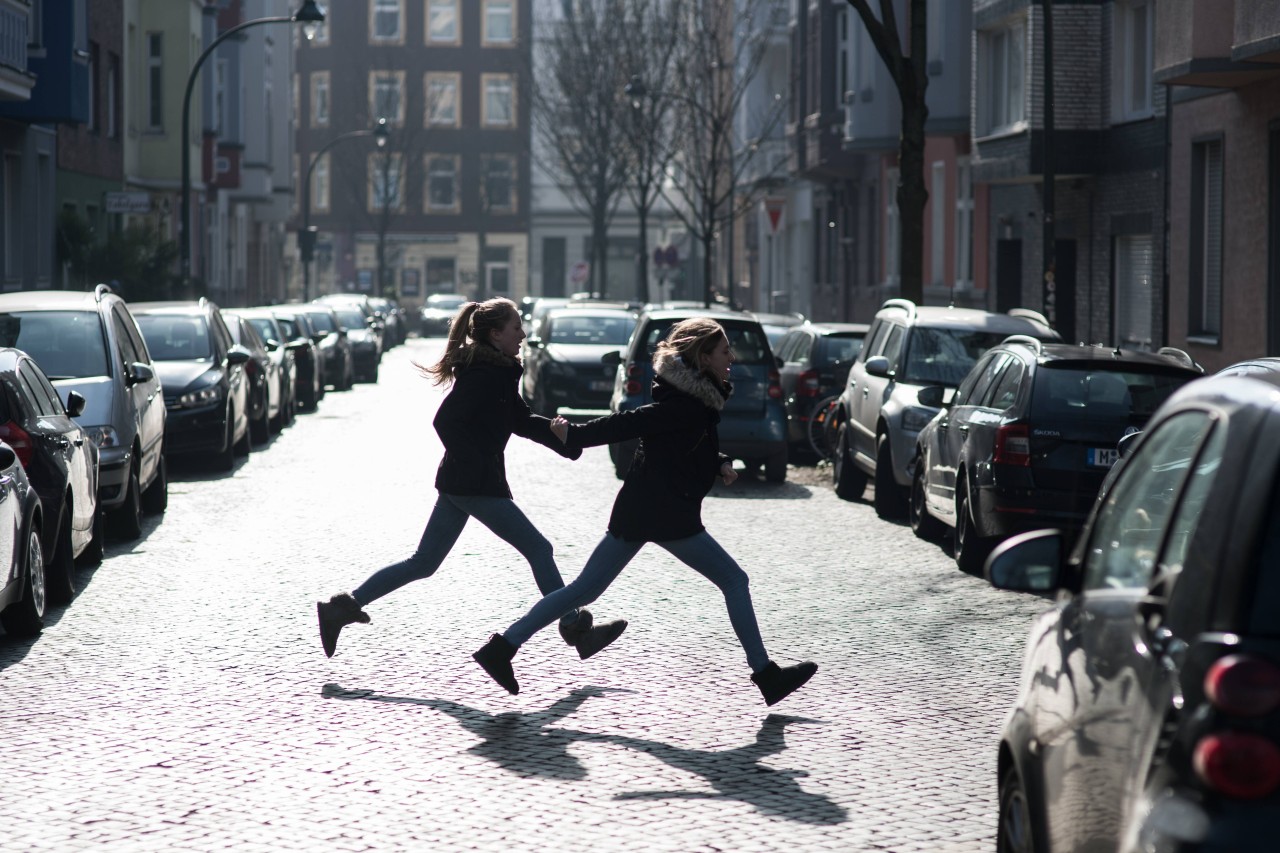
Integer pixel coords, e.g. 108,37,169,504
720,461,737,485
550,416,569,444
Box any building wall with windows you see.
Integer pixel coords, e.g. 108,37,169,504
292,0,532,310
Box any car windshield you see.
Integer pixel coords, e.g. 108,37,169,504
547,315,634,346
817,333,865,366
336,309,365,329
642,319,773,365
276,317,300,338
135,315,213,361
247,318,278,345
901,328,1014,386
306,311,336,333
427,295,466,310
0,310,110,379
1030,366,1192,420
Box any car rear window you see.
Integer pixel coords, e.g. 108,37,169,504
336,309,366,329
1029,366,1192,421
548,314,634,346
816,333,864,366
639,319,773,365
306,311,336,333
0,310,110,379
246,318,279,345
135,315,213,361
901,328,1013,386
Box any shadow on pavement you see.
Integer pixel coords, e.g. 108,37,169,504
321,683,847,825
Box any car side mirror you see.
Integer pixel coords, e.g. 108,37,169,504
227,346,253,366
286,339,309,351
129,361,155,384
601,350,622,367
985,529,1066,593
775,355,784,369
0,445,14,470
265,339,280,351
917,385,946,408
865,355,892,378
64,389,87,417
311,333,326,344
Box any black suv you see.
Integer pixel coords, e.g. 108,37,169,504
910,338,1203,572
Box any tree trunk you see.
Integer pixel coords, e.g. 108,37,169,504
897,76,928,305
636,201,649,304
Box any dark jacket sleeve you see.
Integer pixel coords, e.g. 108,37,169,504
509,381,583,460
565,398,692,450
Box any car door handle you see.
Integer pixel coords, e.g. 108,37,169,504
862,387,869,398
958,424,969,432
73,438,83,447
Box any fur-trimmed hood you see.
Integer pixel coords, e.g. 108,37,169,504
653,350,730,411
448,342,520,371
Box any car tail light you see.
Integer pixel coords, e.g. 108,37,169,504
768,366,783,401
796,368,821,398
1193,732,1280,799
1205,655,1280,716
994,423,1031,466
0,420,33,468
624,362,643,396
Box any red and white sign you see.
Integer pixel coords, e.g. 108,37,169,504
568,260,590,285
763,196,785,235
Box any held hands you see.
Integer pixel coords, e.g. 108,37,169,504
550,416,569,444
720,462,737,485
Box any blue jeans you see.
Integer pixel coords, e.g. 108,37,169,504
352,493,568,607
503,531,771,672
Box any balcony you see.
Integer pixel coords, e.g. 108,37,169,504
1155,0,1280,88
0,0,33,102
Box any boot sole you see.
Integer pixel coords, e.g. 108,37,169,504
576,620,628,660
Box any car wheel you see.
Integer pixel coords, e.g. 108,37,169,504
833,423,867,501
955,480,993,575
141,454,168,515
0,521,45,637
997,765,1037,853
78,508,104,567
910,461,945,541
109,464,143,541
764,449,787,483
216,413,237,472
46,506,76,605
251,394,271,445
874,437,909,520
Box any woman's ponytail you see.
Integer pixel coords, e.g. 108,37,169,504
418,301,480,384
416,297,518,385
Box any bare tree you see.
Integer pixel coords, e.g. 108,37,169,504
530,0,634,298
846,0,928,305
662,0,789,308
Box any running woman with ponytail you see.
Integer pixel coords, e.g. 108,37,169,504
316,297,627,660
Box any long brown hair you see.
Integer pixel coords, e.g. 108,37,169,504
656,317,728,380
418,297,519,385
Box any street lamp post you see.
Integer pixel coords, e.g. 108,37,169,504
624,76,651,305
179,0,326,297
300,118,389,301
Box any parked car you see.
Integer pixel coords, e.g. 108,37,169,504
367,296,406,346
0,441,45,637
297,305,355,391
986,363,1280,853
316,294,386,356
0,348,101,603
236,308,304,426
775,322,869,458
224,311,287,443
0,285,166,541
131,300,253,472
271,308,324,411
833,299,1061,517
326,304,381,383
752,311,807,350
420,292,468,337
521,306,638,416
606,307,788,482
911,338,1204,572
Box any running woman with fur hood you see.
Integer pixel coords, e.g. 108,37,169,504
472,317,817,706
317,297,626,661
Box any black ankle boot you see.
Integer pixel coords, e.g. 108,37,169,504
473,634,520,694
751,660,818,706
316,593,371,658
574,618,628,660
557,608,593,645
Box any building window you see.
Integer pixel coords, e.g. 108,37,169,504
147,32,163,131
426,155,459,212
1112,0,1152,122
427,0,460,45
485,246,512,294
926,0,944,68
87,41,98,134
107,53,120,139
427,257,457,292
483,0,515,45
885,167,900,288
930,161,945,285
954,157,973,289
978,17,1026,136
214,58,228,134
483,155,516,212
369,152,404,211
370,0,403,43
835,6,849,101
311,72,330,127
312,153,330,213
1189,139,1223,340
1114,234,1154,350
369,70,405,126
425,72,460,127
482,74,515,127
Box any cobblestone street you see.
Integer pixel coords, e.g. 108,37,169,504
0,337,1048,852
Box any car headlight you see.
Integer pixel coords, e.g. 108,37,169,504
900,405,937,433
85,425,121,449
177,382,223,409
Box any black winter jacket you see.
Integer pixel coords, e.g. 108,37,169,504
565,351,731,542
433,344,580,497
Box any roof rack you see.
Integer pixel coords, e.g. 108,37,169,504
879,298,916,320
1157,346,1204,373
1007,308,1050,326
1001,334,1043,355
94,283,113,301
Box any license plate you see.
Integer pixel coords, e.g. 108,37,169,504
1088,447,1119,468
589,380,612,392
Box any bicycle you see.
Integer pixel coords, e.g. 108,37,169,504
807,395,843,461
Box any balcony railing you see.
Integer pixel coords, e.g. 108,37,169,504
0,0,31,102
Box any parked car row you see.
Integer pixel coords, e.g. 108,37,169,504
0,286,402,638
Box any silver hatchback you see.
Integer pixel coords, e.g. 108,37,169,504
0,285,167,540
